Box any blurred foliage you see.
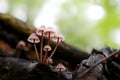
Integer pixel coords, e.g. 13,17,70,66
2,0,120,51
57,0,120,51
8,0,45,24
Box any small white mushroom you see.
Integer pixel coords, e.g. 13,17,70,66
55,63,66,72
52,33,64,42
36,25,46,63
27,33,40,43
49,33,64,59
44,27,55,45
43,45,52,51
16,40,26,49
43,45,52,63
36,25,46,36
46,58,53,64
27,33,40,62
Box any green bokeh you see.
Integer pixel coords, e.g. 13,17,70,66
5,0,120,51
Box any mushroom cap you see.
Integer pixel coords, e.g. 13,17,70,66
16,40,26,48
55,63,66,72
44,27,55,36
52,33,64,42
46,58,53,64
27,33,40,43
36,25,46,36
43,45,52,51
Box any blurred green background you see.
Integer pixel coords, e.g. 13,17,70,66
1,0,120,51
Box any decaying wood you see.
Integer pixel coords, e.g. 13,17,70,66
0,13,89,69
1,13,120,80
0,13,90,80
0,56,69,80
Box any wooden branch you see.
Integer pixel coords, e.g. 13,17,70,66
0,56,68,80
1,13,120,80
0,13,89,69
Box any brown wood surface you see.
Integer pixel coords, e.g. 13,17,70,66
0,13,89,69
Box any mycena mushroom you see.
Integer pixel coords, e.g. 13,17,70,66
43,27,55,63
48,33,64,59
55,63,66,72
36,25,46,63
55,63,67,77
27,33,40,62
16,40,26,49
16,40,26,58
43,45,52,63
46,58,53,64
44,27,55,45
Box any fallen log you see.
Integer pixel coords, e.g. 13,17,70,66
0,13,89,69
1,13,120,80
0,56,68,80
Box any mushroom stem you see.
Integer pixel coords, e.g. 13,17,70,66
40,31,43,63
49,38,60,59
57,68,61,77
33,43,39,62
43,50,48,63
47,32,50,45
43,32,50,64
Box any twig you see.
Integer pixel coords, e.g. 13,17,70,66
78,49,120,78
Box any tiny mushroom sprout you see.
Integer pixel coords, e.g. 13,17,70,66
16,40,26,49
48,33,64,59
43,45,52,63
36,25,46,63
46,58,53,64
44,27,55,45
43,45,52,51
55,63,67,72
27,33,40,62
16,40,26,58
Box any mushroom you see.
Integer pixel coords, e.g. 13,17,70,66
36,25,46,36
44,27,55,45
16,40,26,58
27,33,40,62
43,45,52,51
36,25,46,63
55,63,66,72
16,40,26,49
43,45,52,63
46,58,53,64
49,33,64,59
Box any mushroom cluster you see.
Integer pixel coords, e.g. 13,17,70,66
27,26,64,64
